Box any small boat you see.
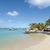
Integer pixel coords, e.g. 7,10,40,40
9,28,17,31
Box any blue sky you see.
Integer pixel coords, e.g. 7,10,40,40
0,0,50,28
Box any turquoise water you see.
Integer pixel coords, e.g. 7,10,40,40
0,28,46,50
0,28,28,41
0,28,35,50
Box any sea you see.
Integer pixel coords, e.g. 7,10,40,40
0,28,34,50
0,28,46,50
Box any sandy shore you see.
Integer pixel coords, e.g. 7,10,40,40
25,34,50,50
0,33,47,50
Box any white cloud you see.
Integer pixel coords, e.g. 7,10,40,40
7,11,19,16
25,0,50,8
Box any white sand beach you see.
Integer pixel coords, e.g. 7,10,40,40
0,33,46,50
0,33,50,50
25,34,50,50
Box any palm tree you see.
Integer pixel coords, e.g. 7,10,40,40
36,23,45,30
28,19,50,31
29,23,38,30
46,19,50,26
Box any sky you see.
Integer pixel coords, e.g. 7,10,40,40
0,0,50,28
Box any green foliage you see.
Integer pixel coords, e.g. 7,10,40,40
46,19,50,26
30,23,38,30
37,23,46,30
29,19,50,30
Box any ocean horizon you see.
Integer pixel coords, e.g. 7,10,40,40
0,28,46,50
0,28,35,50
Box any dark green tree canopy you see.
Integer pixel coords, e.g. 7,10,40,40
46,19,50,26
29,19,50,30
